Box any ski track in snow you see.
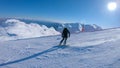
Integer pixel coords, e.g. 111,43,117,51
0,28,120,68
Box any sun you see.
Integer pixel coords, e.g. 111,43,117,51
107,2,117,11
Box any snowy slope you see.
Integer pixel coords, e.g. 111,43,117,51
0,28,120,68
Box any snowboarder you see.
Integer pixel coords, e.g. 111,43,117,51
59,28,70,45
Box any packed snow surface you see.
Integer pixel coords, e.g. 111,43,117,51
0,28,120,68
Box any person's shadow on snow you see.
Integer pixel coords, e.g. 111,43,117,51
0,45,68,66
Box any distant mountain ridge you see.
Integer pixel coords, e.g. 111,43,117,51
0,18,102,33
0,18,102,40
0,18,60,40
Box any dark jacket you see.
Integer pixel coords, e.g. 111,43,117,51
62,28,70,38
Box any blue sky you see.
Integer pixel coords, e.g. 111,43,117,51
0,0,119,28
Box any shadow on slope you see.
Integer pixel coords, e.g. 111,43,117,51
0,45,68,67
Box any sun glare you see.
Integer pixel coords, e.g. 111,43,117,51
107,2,117,11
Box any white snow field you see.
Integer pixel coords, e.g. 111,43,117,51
0,28,120,68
